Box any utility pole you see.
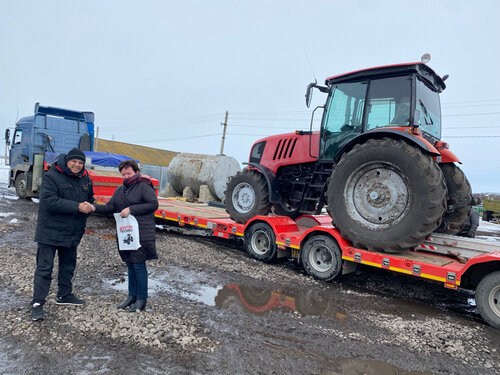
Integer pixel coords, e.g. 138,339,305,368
95,126,99,151
219,111,229,155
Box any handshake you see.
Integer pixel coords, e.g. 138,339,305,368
78,201,96,214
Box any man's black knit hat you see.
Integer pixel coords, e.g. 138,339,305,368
65,148,86,164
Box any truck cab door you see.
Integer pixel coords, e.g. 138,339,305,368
319,82,367,160
9,127,33,169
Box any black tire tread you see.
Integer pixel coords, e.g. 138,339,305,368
327,137,446,253
225,169,271,223
437,163,472,234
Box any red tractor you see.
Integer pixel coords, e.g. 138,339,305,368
225,59,473,253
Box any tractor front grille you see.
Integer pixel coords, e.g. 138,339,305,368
272,137,298,160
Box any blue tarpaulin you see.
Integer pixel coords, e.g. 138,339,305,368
44,151,140,167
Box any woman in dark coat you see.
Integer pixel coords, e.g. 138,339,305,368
93,160,158,312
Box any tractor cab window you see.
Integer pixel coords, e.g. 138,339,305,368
320,81,366,160
365,76,412,130
415,77,441,139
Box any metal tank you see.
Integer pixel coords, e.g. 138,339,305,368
167,153,241,200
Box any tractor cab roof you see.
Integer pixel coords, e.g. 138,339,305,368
325,62,446,93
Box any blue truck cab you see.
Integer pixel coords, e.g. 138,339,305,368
4,103,95,198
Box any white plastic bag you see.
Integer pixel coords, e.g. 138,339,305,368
114,213,141,251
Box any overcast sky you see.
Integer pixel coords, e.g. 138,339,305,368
1,0,499,192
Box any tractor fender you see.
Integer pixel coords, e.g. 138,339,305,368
244,162,281,203
333,128,440,163
438,147,461,163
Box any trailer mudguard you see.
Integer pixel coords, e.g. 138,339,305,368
332,128,440,163
244,162,281,203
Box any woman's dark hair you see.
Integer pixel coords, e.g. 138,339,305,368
118,160,140,173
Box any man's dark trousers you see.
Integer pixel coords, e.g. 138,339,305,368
32,243,77,305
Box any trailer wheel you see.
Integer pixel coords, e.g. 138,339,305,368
302,235,342,281
15,173,28,199
475,271,500,329
327,137,446,253
245,222,277,263
437,163,473,234
225,169,271,223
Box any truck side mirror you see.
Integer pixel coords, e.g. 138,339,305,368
4,129,10,145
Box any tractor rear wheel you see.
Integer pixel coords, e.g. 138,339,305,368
273,201,302,220
327,137,447,253
437,163,473,234
225,169,271,223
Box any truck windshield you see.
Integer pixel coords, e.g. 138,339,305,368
415,77,441,139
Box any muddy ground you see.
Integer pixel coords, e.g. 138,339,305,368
0,185,499,375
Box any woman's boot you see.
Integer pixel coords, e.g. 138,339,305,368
129,299,146,312
117,296,136,310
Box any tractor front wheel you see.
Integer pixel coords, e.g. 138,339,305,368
327,137,447,253
225,169,271,223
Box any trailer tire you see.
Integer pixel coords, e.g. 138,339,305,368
437,163,472,234
475,271,500,329
225,169,271,223
245,222,277,263
327,138,446,253
15,173,29,199
302,235,342,281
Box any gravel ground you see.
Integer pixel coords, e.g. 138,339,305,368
0,188,499,374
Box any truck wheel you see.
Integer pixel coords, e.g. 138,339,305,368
14,173,29,199
437,163,472,234
225,169,271,223
302,235,342,281
482,211,492,222
327,137,447,253
475,271,500,329
245,222,277,263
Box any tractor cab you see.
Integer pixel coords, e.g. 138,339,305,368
306,62,446,161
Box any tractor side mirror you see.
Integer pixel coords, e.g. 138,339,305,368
4,129,10,145
305,82,316,108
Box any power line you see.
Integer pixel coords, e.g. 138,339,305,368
446,135,500,138
443,112,500,117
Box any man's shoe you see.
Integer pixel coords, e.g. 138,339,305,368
56,294,85,306
117,296,136,310
129,299,146,312
31,303,45,321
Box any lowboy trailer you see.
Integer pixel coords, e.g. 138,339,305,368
93,194,500,329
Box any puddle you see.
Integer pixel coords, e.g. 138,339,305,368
215,285,347,319
104,265,221,306
322,356,432,375
104,267,347,319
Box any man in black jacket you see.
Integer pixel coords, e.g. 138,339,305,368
31,148,95,321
